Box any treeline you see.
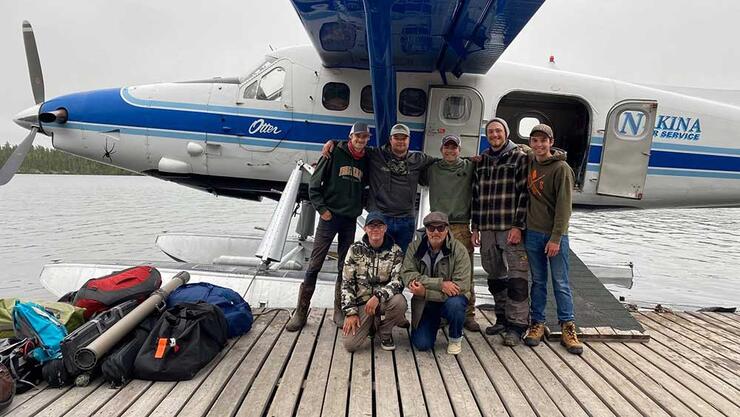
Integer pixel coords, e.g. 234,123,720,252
0,142,138,175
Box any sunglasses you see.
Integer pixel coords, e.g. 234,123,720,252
425,224,447,233
366,223,386,230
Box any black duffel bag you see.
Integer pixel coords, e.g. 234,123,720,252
101,316,157,388
133,302,228,381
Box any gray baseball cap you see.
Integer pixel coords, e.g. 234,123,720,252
389,123,410,137
530,124,554,139
349,122,371,136
423,211,449,226
441,134,461,147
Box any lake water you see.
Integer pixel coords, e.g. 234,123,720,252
1,175,738,310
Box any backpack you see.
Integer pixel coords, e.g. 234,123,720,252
0,338,41,395
134,302,228,381
12,301,67,364
0,299,85,338
167,283,252,338
73,266,161,319
100,316,157,388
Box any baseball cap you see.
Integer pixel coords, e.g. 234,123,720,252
440,135,461,148
349,122,371,136
389,123,410,137
364,211,386,226
423,211,449,226
530,124,554,138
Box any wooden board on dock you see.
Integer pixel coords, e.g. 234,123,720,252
3,310,738,417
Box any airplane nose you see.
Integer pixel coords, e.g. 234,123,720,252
13,104,41,131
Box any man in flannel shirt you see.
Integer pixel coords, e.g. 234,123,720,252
471,117,530,346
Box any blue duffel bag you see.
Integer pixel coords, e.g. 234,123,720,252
166,283,252,338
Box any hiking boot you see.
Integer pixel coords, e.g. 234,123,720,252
333,277,344,327
398,318,410,329
447,338,462,355
484,314,507,335
502,326,524,346
560,321,584,355
524,323,547,346
380,334,396,351
286,283,314,332
464,316,481,332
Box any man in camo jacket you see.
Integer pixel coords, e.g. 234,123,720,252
341,212,408,352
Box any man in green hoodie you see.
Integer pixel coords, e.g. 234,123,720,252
423,134,479,332
522,124,583,354
286,122,370,332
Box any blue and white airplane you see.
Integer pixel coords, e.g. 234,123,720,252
5,0,740,209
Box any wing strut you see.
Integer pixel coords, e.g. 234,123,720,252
362,0,397,145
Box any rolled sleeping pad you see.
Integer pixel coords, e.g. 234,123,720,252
73,271,190,371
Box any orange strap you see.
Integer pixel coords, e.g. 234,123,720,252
154,338,168,359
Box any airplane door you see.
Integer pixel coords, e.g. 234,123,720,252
596,100,658,199
423,86,484,157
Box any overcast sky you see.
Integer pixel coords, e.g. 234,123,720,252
3,0,739,145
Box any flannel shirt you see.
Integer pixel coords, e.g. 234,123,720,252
471,142,529,231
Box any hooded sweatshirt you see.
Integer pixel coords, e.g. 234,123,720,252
424,158,475,224
309,141,368,218
526,148,574,243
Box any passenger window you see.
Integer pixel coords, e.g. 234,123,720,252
442,96,471,121
518,116,541,138
243,67,285,101
399,88,427,117
361,85,373,113
323,82,350,111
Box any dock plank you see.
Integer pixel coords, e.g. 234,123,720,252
0,383,50,417
684,312,740,334
92,379,153,417
373,335,401,417
236,309,302,417
413,332,455,417
392,326,429,417
454,335,508,417
63,383,122,417
7,385,73,417
294,310,338,417
320,319,352,417
119,381,177,417
347,343,373,417
433,331,481,417
266,308,325,417
206,310,290,417
705,312,740,329
35,379,106,417
656,312,740,354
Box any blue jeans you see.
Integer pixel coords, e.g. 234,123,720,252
382,215,416,252
525,230,575,324
410,296,467,351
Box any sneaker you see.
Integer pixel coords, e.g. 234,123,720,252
380,334,396,351
560,321,584,355
447,338,462,355
502,327,524,346
463,317,481,332
524,323,547,346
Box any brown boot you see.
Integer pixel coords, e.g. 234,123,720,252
560,321,583,354
333,277,344,327
286,284,314,332
524,322,547,346
464,316,480,332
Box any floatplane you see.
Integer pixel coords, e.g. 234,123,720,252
3,0,738,306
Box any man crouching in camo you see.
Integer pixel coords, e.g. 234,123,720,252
342,212,408,352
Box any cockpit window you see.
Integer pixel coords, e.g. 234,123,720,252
243,67,285,101
243,57,276,82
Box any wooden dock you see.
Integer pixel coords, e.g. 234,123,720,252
3,309,739,417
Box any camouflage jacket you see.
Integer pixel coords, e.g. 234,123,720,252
341,234,405,316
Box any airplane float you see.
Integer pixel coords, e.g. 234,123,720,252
3,0,740,304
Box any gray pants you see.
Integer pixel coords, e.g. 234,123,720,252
480,230,530,327
343,294,408,352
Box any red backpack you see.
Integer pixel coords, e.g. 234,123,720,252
73,266,162,319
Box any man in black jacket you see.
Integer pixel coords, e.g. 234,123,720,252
286,122,370,332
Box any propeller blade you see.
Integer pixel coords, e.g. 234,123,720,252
0,127,38,186
22,21,44,105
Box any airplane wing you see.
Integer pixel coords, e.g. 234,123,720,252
290,0,544,75
289,0,545,138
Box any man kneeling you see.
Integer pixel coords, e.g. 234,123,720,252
342,212,408,352
402,212,472,355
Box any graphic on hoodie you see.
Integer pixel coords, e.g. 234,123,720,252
338,165,364,182
529,169,546,198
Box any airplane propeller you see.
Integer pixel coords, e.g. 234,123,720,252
0,21,45,186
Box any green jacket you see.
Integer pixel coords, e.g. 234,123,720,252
423,158,475,224
341,234,404,316
401,236,472,328
309,141,368,218
526,148,574,244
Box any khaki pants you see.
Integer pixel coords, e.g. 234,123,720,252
479,230,529,327
448,224,476,319
343,294,408,352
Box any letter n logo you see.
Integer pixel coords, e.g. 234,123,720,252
617,111,646,137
